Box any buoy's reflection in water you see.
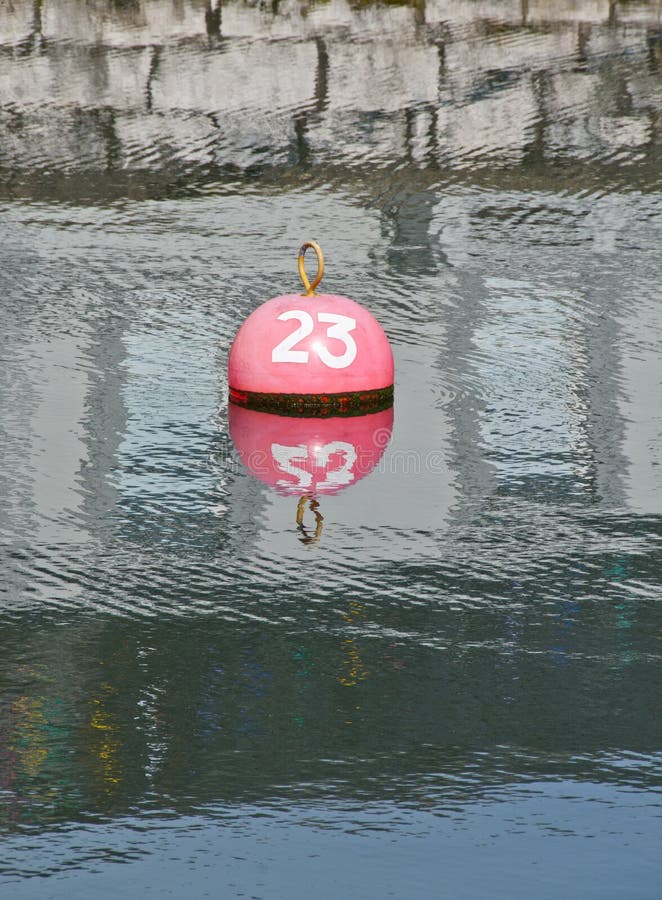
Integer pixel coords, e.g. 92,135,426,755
296,497,324,545
228,405,394,542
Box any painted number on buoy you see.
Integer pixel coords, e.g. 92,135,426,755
271,442,357,490
271,310,357,369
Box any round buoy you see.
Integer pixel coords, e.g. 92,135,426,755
229,404,393,496
228,241,394,416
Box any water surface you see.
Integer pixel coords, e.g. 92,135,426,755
1,0,662,896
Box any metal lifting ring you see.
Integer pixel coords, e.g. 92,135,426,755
298,241,325,296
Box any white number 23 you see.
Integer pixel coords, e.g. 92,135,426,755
271,310,357,369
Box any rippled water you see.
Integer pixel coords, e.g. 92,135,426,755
1,0,662,896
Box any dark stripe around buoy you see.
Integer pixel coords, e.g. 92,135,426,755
229,385,394,417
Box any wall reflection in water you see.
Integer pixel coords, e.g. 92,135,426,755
2,586,662,830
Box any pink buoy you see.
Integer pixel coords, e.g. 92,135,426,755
229,404,393,497
228,242,393,416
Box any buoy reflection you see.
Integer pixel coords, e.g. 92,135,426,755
229,405,393,541
229,405,393,496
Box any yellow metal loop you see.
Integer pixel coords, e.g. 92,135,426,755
296,497,324,544
298,241,325,296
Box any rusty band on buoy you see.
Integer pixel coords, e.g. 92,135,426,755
229,384,394,418
298,241,324,296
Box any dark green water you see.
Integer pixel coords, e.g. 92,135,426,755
1,1,662,896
